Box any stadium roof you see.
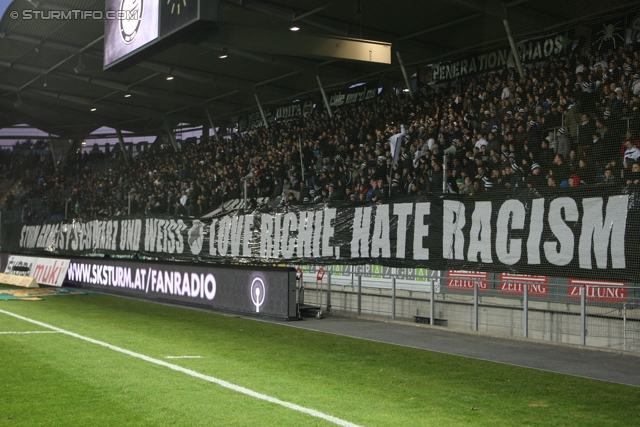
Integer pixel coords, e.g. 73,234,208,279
0,0,635,138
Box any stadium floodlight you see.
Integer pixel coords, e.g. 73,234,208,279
166,76,174,80
74,56,86,74
219,53,228,59
290,26,300,32
124,93,131,98
90,107,97,112
13,95,23,108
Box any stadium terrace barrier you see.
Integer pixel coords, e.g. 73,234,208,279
299,267,640,352
4,187,640,282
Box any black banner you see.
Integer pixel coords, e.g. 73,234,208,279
5,188,640,281
326,82,378,108
429,34,573,83
64,257,297,319
238,99,314,131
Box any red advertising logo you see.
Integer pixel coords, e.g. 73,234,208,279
316,267,325,281
446,270,488,292
499,273,548,297
567,279,627,303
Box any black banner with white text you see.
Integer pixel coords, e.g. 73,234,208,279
5,188,640,282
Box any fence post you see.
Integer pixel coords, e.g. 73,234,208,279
473,281,479,332
326,272,332,312
523,284,529,338
391,276,396,320
430,278,435,326
357,275,362,316
623,303,627,352
580,286,586,346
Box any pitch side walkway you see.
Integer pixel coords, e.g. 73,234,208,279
272,315,640,387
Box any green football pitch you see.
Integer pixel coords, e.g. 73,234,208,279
1,292,638,426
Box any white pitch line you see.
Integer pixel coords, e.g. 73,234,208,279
166,356,202,359
0,331,60,335
0,308,362,427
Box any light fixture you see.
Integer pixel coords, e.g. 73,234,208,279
124,93,131,98
90,107,97,112
290,26,300,32
402,88,410,92
74,56,86,74
81,141,87,146
219,53,228,59
13,95,23,108
166,76,174,81
43,74,47,87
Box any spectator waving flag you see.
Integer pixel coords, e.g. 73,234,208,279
389,124,408,167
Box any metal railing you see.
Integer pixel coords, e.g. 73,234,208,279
299,269,640,353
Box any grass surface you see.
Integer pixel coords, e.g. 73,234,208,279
0,294,639,426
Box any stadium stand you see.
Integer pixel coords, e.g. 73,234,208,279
2,19,640,221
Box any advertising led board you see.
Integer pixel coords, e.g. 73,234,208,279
65,257,297,319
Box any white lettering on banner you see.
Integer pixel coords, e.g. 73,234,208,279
328,86,376,107
467,201,493,263
119,220,142,251
351,207,372,258
496,200,526,265
544,198,578,266
259,215,273,258
526,198,545,264
393,203,413,259
243,215,253,257
579,196,628,269
282,213,298,258
273,213,282,257
298,211,315,257
209,219,218,256
371,205,391,258
413,203,430,260
275,104,301,119
322,209,339,258
217,217,231,256
313,211,324,257
144,219,185,254
230,216,244,257
443,200,466,260
432,35,569,83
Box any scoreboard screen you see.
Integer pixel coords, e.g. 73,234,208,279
104,0,218,70
161,0,200,37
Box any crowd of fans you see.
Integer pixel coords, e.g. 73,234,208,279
3,38,640,219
